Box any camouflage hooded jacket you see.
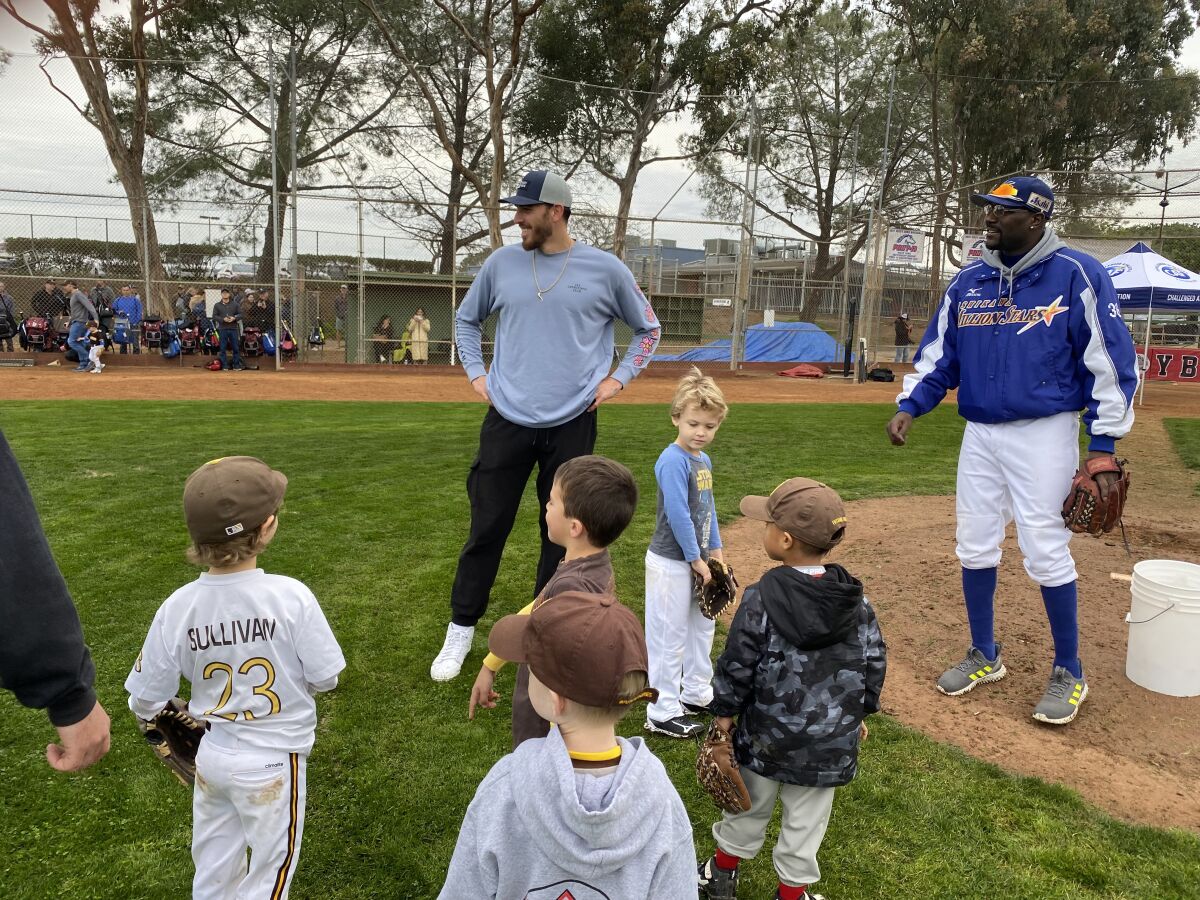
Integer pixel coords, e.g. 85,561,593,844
710,563,887,787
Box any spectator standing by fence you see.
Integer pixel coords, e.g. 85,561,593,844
212,288,245,371
90,279,115,311
0,283,16,351
113,285,143,354
894,312,913,363
63,280,97,373
335,284,350,339
92,283,115,349
408,307,430,364
31,280,67,319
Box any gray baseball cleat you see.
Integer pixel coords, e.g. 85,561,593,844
936,644,1006,696
1032,666,1088,724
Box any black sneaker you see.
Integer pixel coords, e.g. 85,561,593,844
682,700,712,717
645,715,705,738
698,856,738,899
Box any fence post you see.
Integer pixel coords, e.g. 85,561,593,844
269,36,284,370
141,200,152,312
357,199,366,365
732,96,760,372
450,201,458,367
648,218,656,303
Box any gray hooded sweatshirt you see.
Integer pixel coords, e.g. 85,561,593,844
439,726,698,899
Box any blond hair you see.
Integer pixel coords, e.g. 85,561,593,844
186,520,275,568
567,670,653,727
670,366,727,420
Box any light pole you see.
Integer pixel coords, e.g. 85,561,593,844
200,215,219,244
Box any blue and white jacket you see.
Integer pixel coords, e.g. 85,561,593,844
897,229,1137,452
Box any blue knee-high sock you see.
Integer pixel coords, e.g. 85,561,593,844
1041,581,1081,678
962,567,998,660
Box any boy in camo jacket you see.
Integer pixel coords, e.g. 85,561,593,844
698,478,887,900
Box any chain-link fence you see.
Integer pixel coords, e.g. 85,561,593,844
3,171,1199,375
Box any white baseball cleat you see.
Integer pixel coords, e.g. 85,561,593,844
431,623,474,682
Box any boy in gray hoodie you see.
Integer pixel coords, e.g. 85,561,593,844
440,591,698,899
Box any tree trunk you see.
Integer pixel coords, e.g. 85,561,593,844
437,175,469,275
257,190,290,284
29,0,172,314
928,66,944,318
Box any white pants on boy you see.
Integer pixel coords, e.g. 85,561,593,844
644,549,715,721
88,345,103,371
713,768,835,888
193,731,307,900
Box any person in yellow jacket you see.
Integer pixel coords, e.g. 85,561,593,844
392,328,412,365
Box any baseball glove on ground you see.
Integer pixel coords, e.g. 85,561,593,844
696,721,751,815
1062,456,1131,535
694,558,738,620
136,698,207,786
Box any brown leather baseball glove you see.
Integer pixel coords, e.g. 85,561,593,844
694,558,738,620
1062,456,1130,535
696,721,751,815
135,697,207,786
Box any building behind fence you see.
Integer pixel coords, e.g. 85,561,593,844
3,172,1199,374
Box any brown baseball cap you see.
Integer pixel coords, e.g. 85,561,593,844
487,592,659,709
183,456,287,544
740,477,847,550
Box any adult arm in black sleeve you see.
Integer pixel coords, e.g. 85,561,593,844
0,429,110,770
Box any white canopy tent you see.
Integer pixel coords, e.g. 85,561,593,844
1102,242,1200,404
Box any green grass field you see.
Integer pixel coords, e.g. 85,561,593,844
1164,418,1200,495
2,401,1198,899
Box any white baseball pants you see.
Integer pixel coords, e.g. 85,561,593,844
955,411,1079,587
192,732,307,900
712,767,835,888
644,549,715,722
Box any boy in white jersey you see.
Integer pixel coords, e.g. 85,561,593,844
126,456,345,900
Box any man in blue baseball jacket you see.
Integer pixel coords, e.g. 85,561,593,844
886,176,1137,725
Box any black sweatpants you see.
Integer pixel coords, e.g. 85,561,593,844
449,406,598,627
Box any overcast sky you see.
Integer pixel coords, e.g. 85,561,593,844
2,7,1199,257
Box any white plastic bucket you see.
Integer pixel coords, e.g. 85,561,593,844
1125,559,1200,697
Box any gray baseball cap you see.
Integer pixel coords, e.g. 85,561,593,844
500,170,572,209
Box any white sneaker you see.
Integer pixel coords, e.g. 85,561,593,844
430,623,474,682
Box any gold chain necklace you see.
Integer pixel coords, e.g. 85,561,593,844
532,241,574,301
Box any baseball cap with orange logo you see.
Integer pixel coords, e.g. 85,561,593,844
970,176,1054,219
739,477,848,550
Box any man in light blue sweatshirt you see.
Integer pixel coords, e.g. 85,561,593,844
431,170,662,682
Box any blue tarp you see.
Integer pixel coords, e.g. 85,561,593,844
655,321,844,363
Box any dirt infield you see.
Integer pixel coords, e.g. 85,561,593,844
5,363,1199,830
4,361,1199,413
0,361,911,403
